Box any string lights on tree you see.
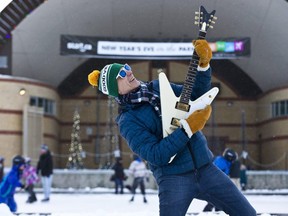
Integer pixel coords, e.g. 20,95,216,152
67,109,85,169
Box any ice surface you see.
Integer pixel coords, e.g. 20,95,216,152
0,189,287,216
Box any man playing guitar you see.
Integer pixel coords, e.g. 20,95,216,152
88,6,256,215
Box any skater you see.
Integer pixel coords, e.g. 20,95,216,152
37,144,53,202
0,155,25,212
22,157,39,203
128,155,148,203
229,154,241,190
111,157,126,194
88,39,256,216
0,157,4,182
240,164,248,191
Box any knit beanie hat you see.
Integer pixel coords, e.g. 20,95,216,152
41,144,48,151
88,63,124,97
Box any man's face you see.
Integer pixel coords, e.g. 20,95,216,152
117,66,140,95
40,149,47,154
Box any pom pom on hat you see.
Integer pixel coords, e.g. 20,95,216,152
88,70,101,87
87,63,124,97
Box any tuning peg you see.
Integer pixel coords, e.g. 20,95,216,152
194,21,199,25
195,11,199,15
210,21,216,24
209,25,214,29
195,16,199,20
213,16,218,20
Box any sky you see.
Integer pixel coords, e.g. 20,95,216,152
1,188,288,216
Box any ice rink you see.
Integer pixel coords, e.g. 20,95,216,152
4,189,288,216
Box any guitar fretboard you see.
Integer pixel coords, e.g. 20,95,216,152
179,30,207,105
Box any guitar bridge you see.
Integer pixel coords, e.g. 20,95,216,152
175,102,190,112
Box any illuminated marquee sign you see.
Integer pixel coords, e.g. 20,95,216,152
60,35,250,59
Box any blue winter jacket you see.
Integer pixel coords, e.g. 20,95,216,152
0,165,23,198
116,68,214,180
213,156,232,175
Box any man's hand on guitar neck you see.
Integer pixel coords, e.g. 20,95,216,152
193,40,212,68
179,105,212,138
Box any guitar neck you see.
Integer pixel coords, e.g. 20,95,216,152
179,30,207,105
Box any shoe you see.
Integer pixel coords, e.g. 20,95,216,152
41,198,50,202
129,197,134,202
30,198,37,203
125,185,132,191
143,197,147,203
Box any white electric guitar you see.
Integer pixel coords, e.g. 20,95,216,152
159,6,219,162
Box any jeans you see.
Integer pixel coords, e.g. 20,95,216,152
131,177,146,195
114,178,124,194
41,175,53,199
157,163,256,216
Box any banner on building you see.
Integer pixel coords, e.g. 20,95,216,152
60,35,250,60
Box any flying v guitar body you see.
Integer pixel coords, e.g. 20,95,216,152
159,72,219,138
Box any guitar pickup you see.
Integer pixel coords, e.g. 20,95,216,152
171,117,181,127
175,102,190,112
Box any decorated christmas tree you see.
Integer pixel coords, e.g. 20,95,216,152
67,109,84,169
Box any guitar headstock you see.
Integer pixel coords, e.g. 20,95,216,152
195,6,217,32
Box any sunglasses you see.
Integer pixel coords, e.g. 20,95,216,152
116,64,131,79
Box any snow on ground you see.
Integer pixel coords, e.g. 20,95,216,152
1,189,288,216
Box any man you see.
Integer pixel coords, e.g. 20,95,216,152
0,157,4,182
229,152,242,190
111,157,126,194
37,144,53,202
214,148,237,175
88,40,256,216
128,155,149,203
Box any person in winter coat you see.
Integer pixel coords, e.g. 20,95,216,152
112,157,126,194
0,157,4,183
240,164,248,191
128,155,148,203
37,144,53,202
229,154,241,190
214,148,237,175
0,155,25,212
87,39,256,216
22,157,39,203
